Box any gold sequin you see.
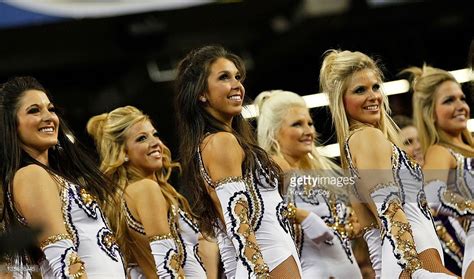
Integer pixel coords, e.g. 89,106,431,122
441,190,474,214
234,197,270,278
435,224,463,259
148,232,173,242
67,252,86,279
79,188,94,205
40,233,72,250
283,203,297,220
103,234,116,249
383,200,422,275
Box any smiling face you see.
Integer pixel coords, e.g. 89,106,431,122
16,90,59,161
125,120,163,179
434,80,469,136
343,69,382,126
202,57,245,126
277,106,316,164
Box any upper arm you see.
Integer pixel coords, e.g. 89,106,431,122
349,128,394,195
423,145,454,183
201,132,245,181
349,128,392,170
126,179,171,237
12,165,67,242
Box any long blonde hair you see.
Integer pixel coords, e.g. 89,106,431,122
255,90,338,170
320,49,401,168
87,106,194,265
403,64,474,155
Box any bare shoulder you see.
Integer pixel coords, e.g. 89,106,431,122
12,165,66,235
14,165,59,197
271,155,292,172
424,144,455,169
201,132,244,180
349,127,386,146
348,127,392,169
126,178,162,198
201,132,244,167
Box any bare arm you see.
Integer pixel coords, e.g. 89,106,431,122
197,234,220,279
126,179,184,278
13,165,86,278
423,145,474,218
349,128,423,277
201,132,269,277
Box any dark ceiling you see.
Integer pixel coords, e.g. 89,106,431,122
0,0,473,160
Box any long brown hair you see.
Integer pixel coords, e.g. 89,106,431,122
0,76,117,265
175,45,281,237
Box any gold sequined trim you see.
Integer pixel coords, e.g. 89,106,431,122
441,190,474,214
148,232,173,242
383,200,422,275
40,233,72,250
234,198,270,278
214,176,246,189
435,224,463,260
79,188,94,206
369,181,398,196
283,203,297,220
67,252,86,279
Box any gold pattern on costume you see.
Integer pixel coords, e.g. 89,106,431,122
441,190,474,214
148,233,173,242
283,203,297,220
40,233,72,250
383,201,422,275
168,205,186,274
234,198,270,278
79,188,94,205
435,224,463,260
103,234,116,249
369,182,398,196
68,252,86,279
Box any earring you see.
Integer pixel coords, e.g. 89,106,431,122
124,156,129,162
53,140,63,152
199,96,207,102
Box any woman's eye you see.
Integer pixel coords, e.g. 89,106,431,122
219,74,229,80
291,122,301,127
308,122,314,126
27,108,40,114
443,97,454,104
235,74,242,80
354,87,365,94
153,132,160,138
373,84,380,91
48,107,56,113
136,135,146,142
